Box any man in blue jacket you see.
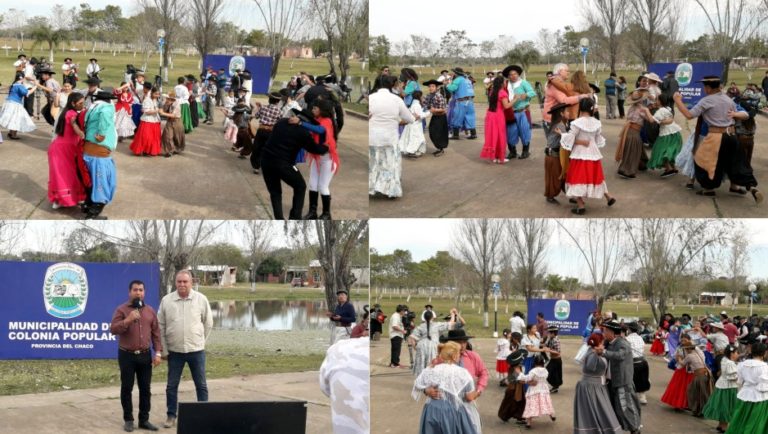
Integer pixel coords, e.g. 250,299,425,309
605,72,618,119
328,290,357,344
446,67,477,140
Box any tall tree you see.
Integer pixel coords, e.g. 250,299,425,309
369,35,390,71
556,220,626,312
241,220,273,290
452,219,505,328
536,29,558,67
440,30,474,63
253,0,310,80
505,219,550,301
29,21,68,62
693,0,768,83
727,228,750,307
313,220,368,309
626,0,680,68
582,0,628,72
622,219,731,325
190,0,226,65
504,41,541,74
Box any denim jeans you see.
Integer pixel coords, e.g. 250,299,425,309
166,350,208,418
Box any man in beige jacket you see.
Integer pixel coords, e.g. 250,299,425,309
158,270,213,428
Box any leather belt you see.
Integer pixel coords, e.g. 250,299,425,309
628,123,642,131
258,125,274,131
545,148,560,156
120,347,150,355
456,96,473,102
83,141,111,157
514,107,529,113
708,126,735,134
693,368,709,376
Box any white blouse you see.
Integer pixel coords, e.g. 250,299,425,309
653,107,682,137
560,116,605,161
518,366,550,396
140,98,160,123
715,358,738,389
736,359,768,402
369,89,415,147
174,85,190,105
521,334,540,351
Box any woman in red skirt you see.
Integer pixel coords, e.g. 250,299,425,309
561,98,617,214
661,334,695,410
651,327,667,356
480,76,512,164
129,87,162,156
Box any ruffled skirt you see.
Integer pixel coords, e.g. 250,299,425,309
129,121,162,156
675,132,696,179
566,159,607,199
660,368,694,409
369,144,402,198
724,398,768,434
702,387,737,422
522,393,555,419
648,132,682,169
0,100,36,132
115,108,136,137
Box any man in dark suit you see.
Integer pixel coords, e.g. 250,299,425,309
596,320,642,434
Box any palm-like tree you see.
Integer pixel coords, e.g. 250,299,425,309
504,41,541,77
30,24,69,63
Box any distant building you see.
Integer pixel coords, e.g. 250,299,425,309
284,260,370,288
194,265,238,287
282,46,314,59
699,292,734,306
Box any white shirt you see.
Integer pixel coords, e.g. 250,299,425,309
626,333,645,358
715,358,738,389
157,290,213,356
140,97,160,123
736,359,768,402
496,338,511,360
509,316,526,336
653,106,682,137
389,312,404,339
369,89,414,147
86,63,100,76
560,117,605,161
174,84,190,105
319,338,370,434
521,334,540,351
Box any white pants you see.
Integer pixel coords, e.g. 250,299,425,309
331,323,354,344
309,153,334,195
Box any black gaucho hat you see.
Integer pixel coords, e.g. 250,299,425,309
502,65,523,77
336,290,348,295
439,329,474,342
602,320,623,333
548,102,572,115
423,79,442,87
93,90,118,101
506,349,528,366
84,77,101,86
290,108,320,125
452,67,466,76
89,58,98,62
589,83,601,94
626,322,641,333
698,76,721,85
547,325,559,333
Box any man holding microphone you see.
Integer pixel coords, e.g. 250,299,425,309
110,280,163,432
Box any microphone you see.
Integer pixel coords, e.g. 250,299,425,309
131,298,144,322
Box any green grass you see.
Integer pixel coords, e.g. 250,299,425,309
0,39,368,98
0,350,325,396
374,63,763,105
372,292,768,338
198,283,369,302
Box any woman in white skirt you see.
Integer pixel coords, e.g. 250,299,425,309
369,75,415,198
399,90,431,158
0,73,36,139
113,82,137,142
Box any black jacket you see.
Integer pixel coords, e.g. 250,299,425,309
262,119,329,165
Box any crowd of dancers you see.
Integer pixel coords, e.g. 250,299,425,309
368,64,763,211
380,305,768,434
0,54,347,220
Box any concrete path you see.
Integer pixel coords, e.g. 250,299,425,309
370,105,768,218
0,370,332,434
371,337,720,433
0,95,368,220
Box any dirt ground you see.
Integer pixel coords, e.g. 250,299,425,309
370,336,721,434
370,103,768,218
0,95,368,220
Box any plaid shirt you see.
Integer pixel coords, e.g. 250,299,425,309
424,92,446,111
627,333,645,358
544,336,561,354
255,103,281,126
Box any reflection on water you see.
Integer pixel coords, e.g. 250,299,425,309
210,300,367,331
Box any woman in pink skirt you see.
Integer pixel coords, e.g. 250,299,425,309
48,93,86,209
561,97,617,214
480,76,511,164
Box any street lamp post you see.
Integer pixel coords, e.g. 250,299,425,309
580,38,589,75
157,29,165,90
492,274,500,338
250,262,255,293
749,283,757,317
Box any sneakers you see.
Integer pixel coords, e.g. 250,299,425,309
51,201,61,210
163,417,176,429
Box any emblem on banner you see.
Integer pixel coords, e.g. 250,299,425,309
229,56,246,76
675,63,693,87
43,263,89,319
554,299,570,321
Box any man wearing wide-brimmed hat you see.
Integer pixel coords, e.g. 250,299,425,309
86,58,101,79
422,79,449,155
498,348,529,423
82,89,119,219
327,289,357,344
672,76,762,203
503,64,536,159
596,319,642,434
445,67,477,140
81,76,103,110
30,66,61,125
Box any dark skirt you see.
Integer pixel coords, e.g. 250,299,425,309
544,154,562,199
498,381,526,422
687,373,713,416
695,132,758,190
190,99,200,128
618,129,647,176
574,376,623,434
633,358,651,393
162,118,185,155
546,357,563,389
429,114,449,150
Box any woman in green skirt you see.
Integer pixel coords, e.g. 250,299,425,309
647,93,683,178
725,342,768,434
174,76,194,133
703,345,739,433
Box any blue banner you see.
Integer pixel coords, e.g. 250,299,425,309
526,299,597,336
0,261,160,359
202,55,273,94
648,62,723,106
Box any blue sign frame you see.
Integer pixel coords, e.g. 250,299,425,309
648,61,723,107
203,54,273,95
0,261,160,360
526,299,597,336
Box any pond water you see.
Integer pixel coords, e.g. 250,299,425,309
209,300,367,331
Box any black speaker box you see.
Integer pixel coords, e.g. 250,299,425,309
177,400,307,434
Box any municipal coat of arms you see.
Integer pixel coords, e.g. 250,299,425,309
43,263,89,319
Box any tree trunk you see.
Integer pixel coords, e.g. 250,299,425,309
270,52,283,79
720,58,732,85
596,295,605,312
